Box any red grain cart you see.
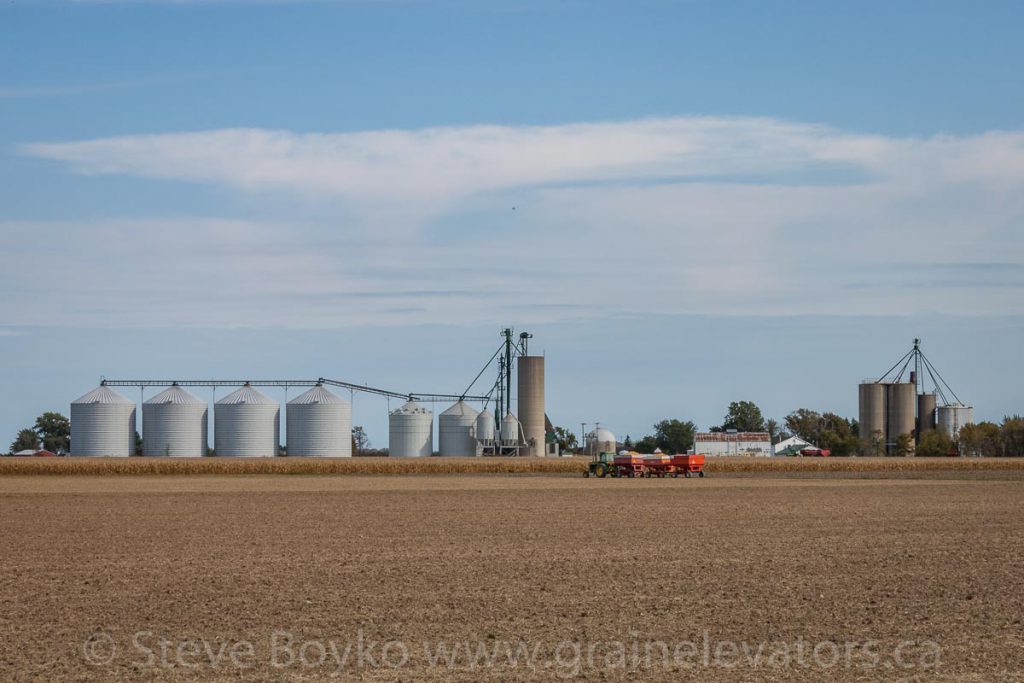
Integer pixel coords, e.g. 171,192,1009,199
669,454,706,478
611,454,647,478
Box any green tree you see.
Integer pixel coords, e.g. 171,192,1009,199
1002,416,1024,457
785,409,823,442
866,429,886,457
551,426,577,452
958,422,1001,457
10,428,41,453
916,430,955,457
634,436,658,454
894,433,915,457
653,419,696,454
134,431,143,456
34,412,70,454
817,412,859,456
721,401,766,432
766,418,789,444
352,426,370,455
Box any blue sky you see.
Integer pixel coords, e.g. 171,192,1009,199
1,0,1022,448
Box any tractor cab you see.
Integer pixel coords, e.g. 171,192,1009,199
584,451,617,478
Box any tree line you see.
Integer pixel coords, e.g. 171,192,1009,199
558,401,1024,457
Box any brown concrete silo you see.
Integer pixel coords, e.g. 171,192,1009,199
516,356,545,457
886,382,916,453
917,393,937,439
858,383,886,443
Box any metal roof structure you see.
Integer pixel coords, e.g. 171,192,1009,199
72,385,134,404
216,384,276,405
144,384,205,405
288,384,346,405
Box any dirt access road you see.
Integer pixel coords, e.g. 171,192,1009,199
1,475,1021,681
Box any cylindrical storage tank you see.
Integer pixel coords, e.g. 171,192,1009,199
389,400,433,457
917,393,937,438
214,383,279,457
586,427,617,456
71,385,136,456
886,382,916,452
500,412,520,447
517,356,545,456
937,405,974,438
143,384,207,457
287,384,351,457
475,410,495,446
858,383,886,443
439,400,479,457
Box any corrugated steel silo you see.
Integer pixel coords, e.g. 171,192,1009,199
499,412,520,447
287,384,351,457
917,393,937,438
214,383,279,457
858,383,886,442
389,400,433,457
475,410,495,446
439,400,479,456
937,404,974,438
517,356,545,456
71,385,136,457
143,384,207,457
886,382,916,451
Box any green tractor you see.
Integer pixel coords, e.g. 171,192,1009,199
583,451,618,478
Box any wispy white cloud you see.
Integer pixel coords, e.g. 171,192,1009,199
22,118,880,204
11,116,1024,327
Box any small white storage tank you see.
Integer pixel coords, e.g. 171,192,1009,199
389,400,433,457
937,404,974,438
287,384,352,457
214,383,279,457
439,400,479,456
71,385,136,456
475,410,495,445
500,412,520,447
586,426,617,456
143,384,207,457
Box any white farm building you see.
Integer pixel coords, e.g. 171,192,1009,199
694,431,772,457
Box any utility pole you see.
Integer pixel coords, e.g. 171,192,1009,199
913,338,922,395
502,328,514,417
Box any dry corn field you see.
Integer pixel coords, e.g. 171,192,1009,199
1,469,1023,681
2,455,1023,476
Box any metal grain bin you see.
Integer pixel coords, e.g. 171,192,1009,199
937,404,974,438
499,412,520,447
214,383,279,457
389,400,433,457
439,400,479,457
143,384,208,457
287,384,351,457
475,409,495,446
71,385,136,457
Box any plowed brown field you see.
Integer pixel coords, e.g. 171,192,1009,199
1,474,1022,681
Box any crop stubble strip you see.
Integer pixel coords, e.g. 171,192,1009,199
1,457,1022,476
